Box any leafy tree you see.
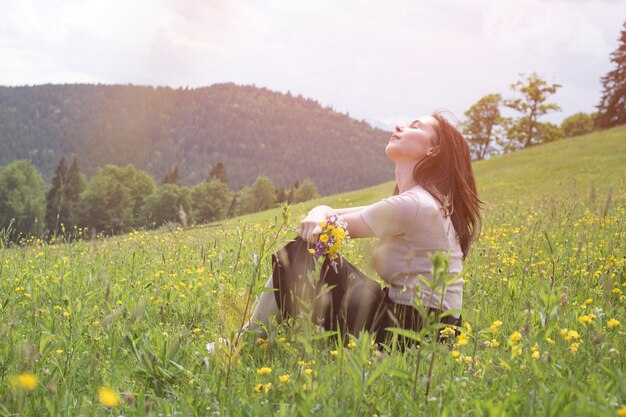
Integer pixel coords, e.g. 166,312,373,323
536,122,565,143
44,156,69,235
78,164,154,233
142,184,192,227
287,180,300,204
290,179,320,203
461,94,504,160
190,179,232,223
162,165,180,185
596,20,626,128
0,160,45,240
209,161,229,185
561,113,595,137
504,73,562,149
235,186,256,216
79,168,133,234
236,175,277,215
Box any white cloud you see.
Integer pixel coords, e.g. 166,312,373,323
0,0,624,123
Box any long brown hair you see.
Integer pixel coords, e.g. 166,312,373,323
393,109,482,258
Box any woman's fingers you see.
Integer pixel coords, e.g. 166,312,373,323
300,214,325,243
306,224,322,243
299,222,319,243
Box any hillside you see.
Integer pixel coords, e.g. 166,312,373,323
0,83,393,195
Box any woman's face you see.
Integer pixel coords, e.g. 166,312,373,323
385,115,439,163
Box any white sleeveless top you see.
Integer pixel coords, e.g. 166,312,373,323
359,185,463,318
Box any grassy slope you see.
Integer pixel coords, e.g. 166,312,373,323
221,124,626,227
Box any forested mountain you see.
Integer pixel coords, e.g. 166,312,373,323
0,83,394,195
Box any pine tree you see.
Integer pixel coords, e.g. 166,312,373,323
275,186,288,203
44,156,69,236
227,193,238,218
162,165,180,185
596,20,626,128
209,161,229,185
65,156,86,230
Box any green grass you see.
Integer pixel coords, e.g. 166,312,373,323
1,126,625,416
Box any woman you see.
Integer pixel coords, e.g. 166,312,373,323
207,110,482,351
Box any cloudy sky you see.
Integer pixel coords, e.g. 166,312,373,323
1,0,624,128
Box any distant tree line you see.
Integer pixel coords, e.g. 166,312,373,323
0,157,319,244
461,19,625,160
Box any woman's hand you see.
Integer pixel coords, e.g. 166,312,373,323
299,205,332,243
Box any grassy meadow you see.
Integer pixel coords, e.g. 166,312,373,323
1,125,625,416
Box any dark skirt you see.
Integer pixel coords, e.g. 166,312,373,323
271,236,463,345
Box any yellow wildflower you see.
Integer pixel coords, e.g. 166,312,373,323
584,298,593,305
454,333,468,348
319,234,329,243
440,326,456,339
278,374,290,384
451,350,461,358
578,314,595,324
98,387,120,408
331,228,346,240
564,330,580,341
16,373,38,390
617,406,626,416
490,320,503,331
607,319,620,329
509,331,522,345
531,351,540,360
329,350,338,356
256,367,272,375
347,340,357,349
569,342,580,354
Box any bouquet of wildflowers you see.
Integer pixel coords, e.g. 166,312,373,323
308,214,350,273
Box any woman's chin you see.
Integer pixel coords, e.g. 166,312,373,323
384,146,400,161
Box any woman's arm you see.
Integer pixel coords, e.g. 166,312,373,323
300,205,376,242
308,204,368,217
